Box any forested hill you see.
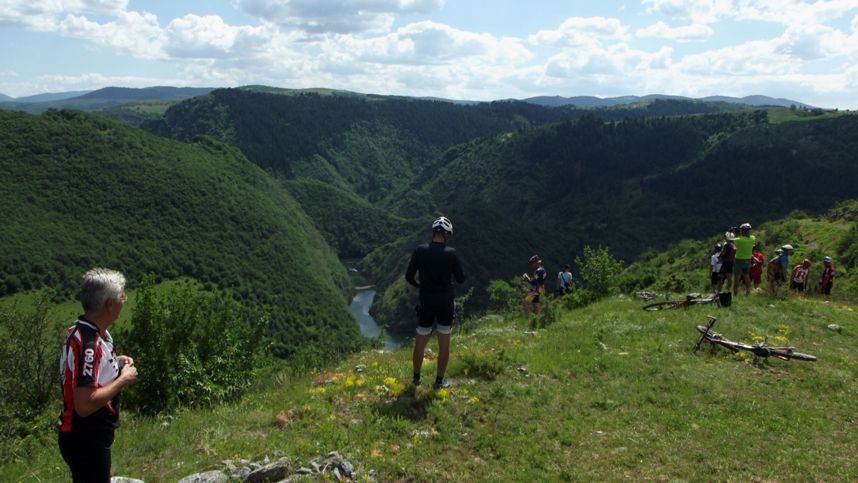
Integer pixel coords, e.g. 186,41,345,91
0,109,360,357
143,90,746,205
362,112,858,331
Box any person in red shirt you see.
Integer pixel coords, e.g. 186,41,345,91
791,259,812,293
749,245,765,290
58,268,138,483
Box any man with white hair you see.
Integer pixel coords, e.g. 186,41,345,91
58,268,138,483
405,216,465,389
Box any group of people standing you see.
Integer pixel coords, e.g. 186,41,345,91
710,222,837,300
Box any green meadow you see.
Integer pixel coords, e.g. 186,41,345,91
4,293,855,482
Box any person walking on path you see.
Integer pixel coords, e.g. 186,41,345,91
732,223,756,296
819,256,836,301
522,255,547,318
405,216,465,389
58,268,138,483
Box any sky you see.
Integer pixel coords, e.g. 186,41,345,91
1,1,858,108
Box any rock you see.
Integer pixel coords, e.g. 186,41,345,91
177,470,229,483
111,478,144,483
314,451,354,480
827,324,842,333
246,457,292,483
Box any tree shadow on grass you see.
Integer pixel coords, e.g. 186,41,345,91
372,385,434,421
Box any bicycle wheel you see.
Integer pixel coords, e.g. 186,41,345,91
644,301,681,311
767,349,817,361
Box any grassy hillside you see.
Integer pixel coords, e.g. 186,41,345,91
0,109,359,357
3,294,855,481
365,113,858,332
622,202,858,300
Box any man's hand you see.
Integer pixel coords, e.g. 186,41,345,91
119,364,138,385
117,355,134,366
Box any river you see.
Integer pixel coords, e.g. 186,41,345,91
348,288,406,351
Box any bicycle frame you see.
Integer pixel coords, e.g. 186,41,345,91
694,316,817,361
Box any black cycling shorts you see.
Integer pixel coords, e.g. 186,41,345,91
416,292,454,335
59,429,115,483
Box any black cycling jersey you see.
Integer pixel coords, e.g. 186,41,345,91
405,242,465,294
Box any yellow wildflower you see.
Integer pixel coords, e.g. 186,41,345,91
469,396,480,405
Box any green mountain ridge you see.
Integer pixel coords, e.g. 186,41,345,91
0,109,360,357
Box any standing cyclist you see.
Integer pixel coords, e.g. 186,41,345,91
58,268,138,483
523,255,548,317
405,216,465,389
732,223,756,296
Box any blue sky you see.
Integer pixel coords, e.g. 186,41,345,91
2,1,858,108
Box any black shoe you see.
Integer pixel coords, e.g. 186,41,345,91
433,379,452,389
412,377,421,386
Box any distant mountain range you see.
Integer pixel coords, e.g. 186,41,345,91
524,94,814,109
0,86,816,113
0,86,215,113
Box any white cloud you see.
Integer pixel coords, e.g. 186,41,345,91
336,21,532,65
234,0,444,34
636,21,713,41
0,0,128,30
57,11,166,59
530,17,630,47
678,39,795,76
774,23,849,60
544,44,673,79
732,0,858,25
164,15,274,59
642,0,733,24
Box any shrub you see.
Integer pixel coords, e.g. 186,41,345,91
487,278,521,312
0,295,63,457
120,276,267,415
575,246,624,298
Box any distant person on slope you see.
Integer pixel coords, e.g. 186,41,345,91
766,248,785,297
750,245,765,291
522,255,548,318
719,230,737,293
58,268,138,483
710,243,724,292
791,259,812,293
819,256,836,301
405,216,465,389
556,264,574,295
732,223,756,296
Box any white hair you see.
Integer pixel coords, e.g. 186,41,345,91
80,268,126,312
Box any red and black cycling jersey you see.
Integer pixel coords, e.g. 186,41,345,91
57,318,121,433
405,241,465,294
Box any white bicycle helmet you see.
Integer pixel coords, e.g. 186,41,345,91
781,244,794,251
740,222,752,230
432,216,453,234
823,256,832,263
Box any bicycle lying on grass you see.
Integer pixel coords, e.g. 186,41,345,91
693,316,817,361
643,293,718,311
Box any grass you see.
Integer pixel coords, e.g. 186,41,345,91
766,107,850,124
2,294,856,482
